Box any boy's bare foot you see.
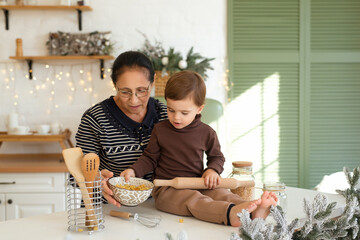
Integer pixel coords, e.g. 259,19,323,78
251,191,278,219
229,199,261,227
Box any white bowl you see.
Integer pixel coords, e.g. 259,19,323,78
108,177,154,207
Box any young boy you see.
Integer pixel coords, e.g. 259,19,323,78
121,70,277,226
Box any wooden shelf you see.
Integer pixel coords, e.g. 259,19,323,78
9,55,114,60
0,130,73,173
0,154,67,173
1,5,92,30
0,5,92,10
9,55,114,79
0,128,73,150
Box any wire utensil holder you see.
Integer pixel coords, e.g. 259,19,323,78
66,174,105,234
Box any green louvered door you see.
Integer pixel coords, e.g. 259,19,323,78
308,0,360,188
227,0,300,186
228,0,360,188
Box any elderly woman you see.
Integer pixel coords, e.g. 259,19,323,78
75,51,167,207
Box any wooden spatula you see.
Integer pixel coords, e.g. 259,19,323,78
154,177,255,189
62,147,98,226
81,153,100,226
81,153,100,197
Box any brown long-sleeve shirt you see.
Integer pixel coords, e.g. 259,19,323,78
131,115,225,179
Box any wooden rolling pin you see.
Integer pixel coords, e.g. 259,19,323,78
153,177,255,189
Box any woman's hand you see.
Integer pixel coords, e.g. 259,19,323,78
120,168,135,182
101,169,121,208
202,169,221,189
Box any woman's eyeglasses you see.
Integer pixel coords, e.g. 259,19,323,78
117,84,150,98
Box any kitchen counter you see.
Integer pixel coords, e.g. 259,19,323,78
0,187,346,240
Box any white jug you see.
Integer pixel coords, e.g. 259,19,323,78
7,112,19,134
50,121,63,134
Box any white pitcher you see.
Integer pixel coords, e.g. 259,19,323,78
6,112,19,134
50,121,63,134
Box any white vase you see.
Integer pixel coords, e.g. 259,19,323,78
7,112,19,134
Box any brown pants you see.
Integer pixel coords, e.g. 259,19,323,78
152,186,245,225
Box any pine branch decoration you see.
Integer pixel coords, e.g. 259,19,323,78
137,32,214,79
233,166,360,240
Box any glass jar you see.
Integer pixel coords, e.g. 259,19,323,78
228,161,255,201
263,182,287,212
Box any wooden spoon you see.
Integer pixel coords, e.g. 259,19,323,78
62,147,98,226
81,153,100,226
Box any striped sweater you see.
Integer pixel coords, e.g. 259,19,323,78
75,96,168,181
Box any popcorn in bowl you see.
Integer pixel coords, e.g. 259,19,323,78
108,177,154,207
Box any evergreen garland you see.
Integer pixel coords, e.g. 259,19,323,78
185,47,214,79
232,166,360,240
137,32,214,79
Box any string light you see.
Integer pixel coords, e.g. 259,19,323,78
79,79,85,86
1,61,114,113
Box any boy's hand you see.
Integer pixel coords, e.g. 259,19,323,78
120,168,135,182
202,169,220,189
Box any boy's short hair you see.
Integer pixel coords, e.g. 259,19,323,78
164,70,206,107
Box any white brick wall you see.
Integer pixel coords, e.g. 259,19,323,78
0,0,227,155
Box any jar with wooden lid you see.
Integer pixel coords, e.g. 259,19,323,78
228,161,255,201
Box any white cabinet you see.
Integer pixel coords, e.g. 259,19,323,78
0,194,5,221
0,173,66,221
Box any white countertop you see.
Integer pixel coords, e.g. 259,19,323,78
0,187,346,240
